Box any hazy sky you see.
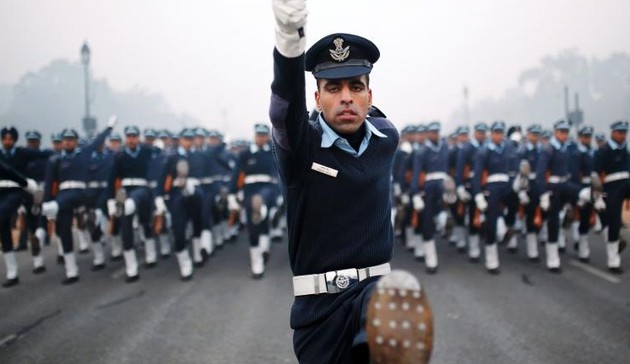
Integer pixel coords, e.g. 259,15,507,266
1,0,629,135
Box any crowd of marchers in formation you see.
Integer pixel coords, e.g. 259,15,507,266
0,118,285,287
1,117,628,288
392,119,628,275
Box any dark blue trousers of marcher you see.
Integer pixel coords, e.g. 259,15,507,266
0,189,24,252
546,182,579,243
419,180,444,241
54,189,86,253
120,186,153,251
604,179,630,242
483,182,518,245
243,183,278,247
293,278,379,364
170,187,203,252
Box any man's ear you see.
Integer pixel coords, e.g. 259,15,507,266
368,89,373,108
315,90,321,110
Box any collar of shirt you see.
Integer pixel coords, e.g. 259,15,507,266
61,148,81,157
526,141,540,151
178,146,196,156
250,143,271,154
550,137,566,151
125,146,142,158
470,139,482,149
423,139,443,153
577,143,591,153
608,139,627,150
318,115,386,157
2,147,16,157
487,141,505,152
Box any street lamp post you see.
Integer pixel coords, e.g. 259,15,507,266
81,42,96,139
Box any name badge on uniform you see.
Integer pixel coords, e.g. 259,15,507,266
311,162,338,178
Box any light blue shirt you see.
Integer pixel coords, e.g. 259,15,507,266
608,139,627,150
318,116,387,157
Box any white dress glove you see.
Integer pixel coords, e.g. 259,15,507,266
23,178,38,195
400,193,410,205
107,115,118,128
457,186,471,202
475,193,488,212
577,187,591,207
539,192,551,211
412,194,425,212
594,195,606,211
154,196,167,215
107,199,117,217
272,0,308,58
518,190,530,205
228,194,240,212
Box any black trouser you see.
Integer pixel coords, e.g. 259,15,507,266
483,182,518,245
419,180,444,241
525,185,541,233
121,187,153,251
170,187,203,252
0,189,24,252
604,179,630,242
54,189,86,253
546,183,579,243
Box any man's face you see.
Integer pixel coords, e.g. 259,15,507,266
527,132,539,145
612,130,627,144
427,131,439,144
315,76,372,134
457,134,468,144
2,134,15,150
160,137,172,148
27,139,41,150
180,137,193,150
126,135,139,149
555,129,569,143
474,130,486,142
194,136,205,148
63,138,77,151
144,137,155,146
255,133,269,147
109,140,121,151
52,141,62,152
491,131,504,144
417,132,426,144
579,135,592,147
208,136,221,146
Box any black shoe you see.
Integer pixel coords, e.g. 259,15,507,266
2,277,19,288
91,263,106,271
528,257,540,263
558,246,566,254
469,256,480,263
271,236,283,243
251,272,264,279
425,267,438,275
57,255,64,264
608,267,624,275
145,261,157,269
216,244,224,250
507,247,518,254
548,267,562,274
161,253,171,259
488,268,501,275
579,257,590,264
456,247,466,254
193,261,204,268
125,274,139,283
415,256,425,263
62,276,79,285
33,266,46,274
110,255,123,262
263,252,270,264
79,249,90,255
15,245,27,252
181,274,193,282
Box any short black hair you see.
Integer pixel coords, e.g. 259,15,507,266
317,74,370,91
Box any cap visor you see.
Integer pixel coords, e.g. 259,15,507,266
313,65,372,80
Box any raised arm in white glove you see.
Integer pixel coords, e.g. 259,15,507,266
107,115,118,128
457,186,471,202
272,0,308,58
412,194,425,212
474,193,488,212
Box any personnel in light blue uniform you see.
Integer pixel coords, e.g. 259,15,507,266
448,125,469,252
392,125,416,249
518,124,543,262
410,121,450,274
472,121,520,274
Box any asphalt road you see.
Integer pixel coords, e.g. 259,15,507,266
1,230,629,364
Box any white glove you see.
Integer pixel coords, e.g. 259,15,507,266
540,192,551,211
154,196,167,215
512,175,522,193
107,199,117,217
400,193,410,205
443,192,457,205
107,115,118,128
23,178,38,195
475,193,488,212
184,180,197,196
17,205,27,215
457,186,471,202
594,195,606,211
577,187,591,207
518,190,530,205
412,194,425,212
272,0,308,58
228,194,240,212
393,183,401,197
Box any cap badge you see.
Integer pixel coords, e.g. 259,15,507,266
330,38,350,62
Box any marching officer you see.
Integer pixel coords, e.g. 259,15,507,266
144,128,172,258
536,120,593,273
392,125,416,249
411,121,450,274
228,124,280,278
472,121,520,274
518,124,543,261
594,120,629,274
108,124,159,282
455,122,488,262
41,120,115,284
1,126,43,287
448,125,469,252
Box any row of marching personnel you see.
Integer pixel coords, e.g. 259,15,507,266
393,119,627,275
0,118,285,287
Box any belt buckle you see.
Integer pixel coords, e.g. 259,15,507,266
325,268,358,294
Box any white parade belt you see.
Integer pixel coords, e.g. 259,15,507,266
0,180,20,188
59,181,86,190
486,173,509,183
424,172,447,182
604,171,630,183
293,263,391,296
121,178,148,187
87,181,107,189
244,174,275,184
548,175,569,184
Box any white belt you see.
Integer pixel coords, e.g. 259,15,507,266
59,181,86,190
487,174,509,183
0,180,20,188
425,172,447,182
173,177,201,188
148,181,158,189
548,175,569,184
581,177,592,184
201,177,215,184
293,263,391,296
121,178,148,187
604,172,630,183
87,181,107,189
528,173,537,180
468,171,475,178
244,174,274,184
